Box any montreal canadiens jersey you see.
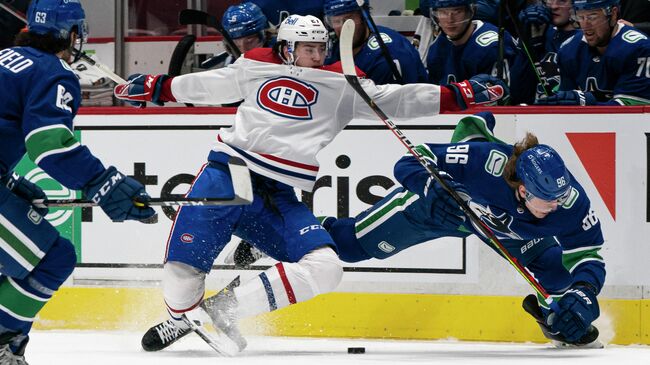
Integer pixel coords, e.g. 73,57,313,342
426,20,536,104
393,142,605,290
326,25,428,85
169,48,445,192
0,46,104,188
557,25,650,105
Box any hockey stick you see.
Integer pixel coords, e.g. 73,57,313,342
178,9,242,58
33,157,253,208
339,19,560,313
355,0,404,84
0,2,127,85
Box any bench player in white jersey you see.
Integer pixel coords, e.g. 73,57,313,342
114,14,508,354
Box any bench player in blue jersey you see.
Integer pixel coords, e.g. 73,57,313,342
518,0,580,98
0,0,156,363
323,0,429,84
425,0,537,104
222,3,274,62
536,0,650,105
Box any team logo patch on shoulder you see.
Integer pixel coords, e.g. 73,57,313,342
622,30,647,44
368,33,393,50
476,31,499,47
484,149,508,176
560,187,579,209
257,76,319,120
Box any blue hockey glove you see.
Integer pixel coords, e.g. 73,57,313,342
2,172,48,216
547,283,600,342
114,73,170,107
424,174,468,230
448,74,510,109
83,167,157,222
518,4,551,27
535,90,597,106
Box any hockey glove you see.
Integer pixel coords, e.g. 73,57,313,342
2,172,48,216
518,4,551,27
83,166,157,222
448,74,510,110
535,90,597,106
424,173,468,230
114,73,170,107
547,283,600,342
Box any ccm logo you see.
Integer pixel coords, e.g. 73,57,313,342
299,225,324,235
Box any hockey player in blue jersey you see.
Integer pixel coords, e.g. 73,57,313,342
222,3,274,60
536,0,650,105
425,0,537,104
249,0,324,28
321,112,605,347
518,0,579,98
323,0,429,84
0,0,156,362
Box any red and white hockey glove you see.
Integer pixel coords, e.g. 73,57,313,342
448,74,510,109
114,73,170,107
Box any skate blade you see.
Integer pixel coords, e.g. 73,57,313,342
181,313,240,356
551,339,604,349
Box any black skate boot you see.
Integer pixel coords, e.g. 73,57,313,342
522,294,603,348
0,331,28,365
141,318,196,351
200,276,247,352
224,240,267,269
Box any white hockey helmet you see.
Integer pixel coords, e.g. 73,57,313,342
277,14,330,64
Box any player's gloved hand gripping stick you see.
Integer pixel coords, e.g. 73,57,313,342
339,19,560,313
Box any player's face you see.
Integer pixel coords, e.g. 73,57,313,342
574,8,613,47
544,0,572,27
234,33,264,52
327,12,366,48
434,6,472,39
292,42,328,67
518,185,561,219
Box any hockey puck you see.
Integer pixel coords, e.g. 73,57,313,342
347,347,365,354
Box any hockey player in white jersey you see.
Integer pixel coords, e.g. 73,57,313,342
114,14,508,354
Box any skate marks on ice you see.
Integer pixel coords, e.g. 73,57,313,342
25,331,650,365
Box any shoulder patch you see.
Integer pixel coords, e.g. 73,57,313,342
621,30,647,44
475,31,499,47
484,149,508,176
560,187,579,209
368,33,394,50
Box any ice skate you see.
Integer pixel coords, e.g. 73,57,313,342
200,276,247,352
141,318,196,351
223,240,267,269
522,294,603,349
0,332,28,365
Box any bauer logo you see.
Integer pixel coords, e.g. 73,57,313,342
180,233,194,243
257,77,318,120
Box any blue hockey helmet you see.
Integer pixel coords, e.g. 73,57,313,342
516,144,572,201
430,0,476,10
573,0,620,11
222,2,268,39
27,0,87,42
420,0,432,17
323,0,365,17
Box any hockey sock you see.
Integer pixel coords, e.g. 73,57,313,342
234,246,342,318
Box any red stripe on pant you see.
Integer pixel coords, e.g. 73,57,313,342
275,263,296,304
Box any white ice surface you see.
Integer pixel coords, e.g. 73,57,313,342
24,331,650,365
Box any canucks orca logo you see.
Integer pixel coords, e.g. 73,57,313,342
257,77,319,120
468,201,522,240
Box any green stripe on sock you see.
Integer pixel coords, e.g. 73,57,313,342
25,126,79,163
0,279,47,319
355,192,416,235
0,224,41,268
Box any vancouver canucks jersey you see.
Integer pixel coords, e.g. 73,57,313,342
426,20,536,104
393,141,605,291
534,26,579,99
557,25,650,105
0,46,105,188
327,25,428,85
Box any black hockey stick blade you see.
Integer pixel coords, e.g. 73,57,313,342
34,157,253,208
178,9,242,58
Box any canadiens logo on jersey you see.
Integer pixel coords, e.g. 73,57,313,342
257,77,319,120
